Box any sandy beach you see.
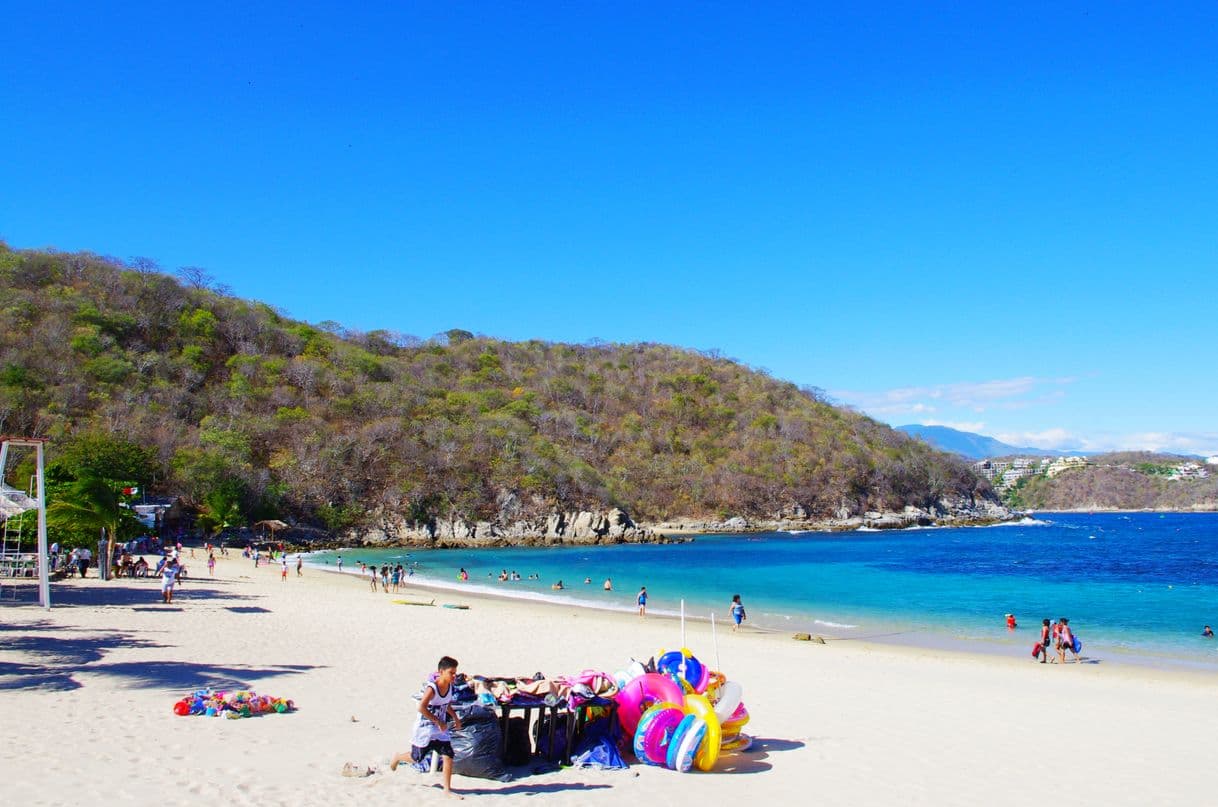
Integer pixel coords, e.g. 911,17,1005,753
3,552,1216,807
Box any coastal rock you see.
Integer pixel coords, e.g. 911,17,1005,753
346,506,656,547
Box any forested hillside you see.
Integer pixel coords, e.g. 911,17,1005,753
0,243,994,538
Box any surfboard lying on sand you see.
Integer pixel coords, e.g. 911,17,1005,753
442,603,470,610
392,599,435,606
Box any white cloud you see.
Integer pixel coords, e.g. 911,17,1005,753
994,428,1081,449
994,429,1218,456
831,376,1076,419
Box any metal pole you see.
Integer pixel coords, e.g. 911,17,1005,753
36,443,49,609
680,598,686,649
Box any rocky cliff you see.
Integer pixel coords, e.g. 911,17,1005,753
347,506,664,548
341,493,1010,547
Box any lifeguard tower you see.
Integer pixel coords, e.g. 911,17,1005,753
0,437,49,608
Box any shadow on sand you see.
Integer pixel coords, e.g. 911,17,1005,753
0,625,320,692
713,736,806,775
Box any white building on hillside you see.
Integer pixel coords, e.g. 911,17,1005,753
1045,456,1089,478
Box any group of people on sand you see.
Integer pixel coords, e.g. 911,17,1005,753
366,563,412,593
1036,616,1082,664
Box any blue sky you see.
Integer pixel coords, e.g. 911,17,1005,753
3,3,1216,455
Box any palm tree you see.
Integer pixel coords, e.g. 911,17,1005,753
47,475,141,572
196,489,243,538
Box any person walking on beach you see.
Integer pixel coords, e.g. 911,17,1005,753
297,555,303,576
637,586,647,617
730,594,747,631
336,554,343,572
1057,617,1079,664
1039,618,1052,663
160,558,178,604
390,656,464,799
281,557,288,582
207,552,215,577
369,565,379,592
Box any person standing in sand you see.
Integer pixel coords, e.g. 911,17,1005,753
297,556,303,576
1039,618,1052,663
637,586,647,617
160,558,178,604
1057,617,1079,664
390,656,464,799
730,594,747,631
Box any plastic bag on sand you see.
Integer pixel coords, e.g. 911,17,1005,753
571,718,627,770
451,703,513,782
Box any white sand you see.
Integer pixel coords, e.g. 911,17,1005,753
2,553,1216,806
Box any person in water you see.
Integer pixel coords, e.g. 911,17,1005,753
637,586,647,617
1005,613,1017,630
1203,625,1214,638
603,578,612,591
730,594,746,631
552,580,564,590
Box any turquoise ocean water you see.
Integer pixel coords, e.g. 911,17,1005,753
310,512,1218,670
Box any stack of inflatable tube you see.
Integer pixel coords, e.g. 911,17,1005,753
613,648,751,772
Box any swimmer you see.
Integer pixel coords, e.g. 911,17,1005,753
552,580,564,590
603,578,612,591
1204,625,1214,638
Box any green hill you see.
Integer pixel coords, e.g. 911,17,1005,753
0,243,998,540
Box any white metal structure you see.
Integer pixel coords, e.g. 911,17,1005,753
0,437,49,608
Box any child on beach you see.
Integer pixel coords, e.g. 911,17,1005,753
637,586,647,617
1039,618,1052,663
730,594,746,631
391,656,464,799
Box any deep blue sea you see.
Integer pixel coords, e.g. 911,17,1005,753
310,512,1218,669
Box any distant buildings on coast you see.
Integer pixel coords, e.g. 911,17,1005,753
973,456,1210,492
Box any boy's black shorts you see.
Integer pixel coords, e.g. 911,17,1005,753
412,740,455,761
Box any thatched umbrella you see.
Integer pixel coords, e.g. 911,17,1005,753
255,519,289,544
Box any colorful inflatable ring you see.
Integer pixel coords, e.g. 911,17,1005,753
692,662,711,694
658,649,705,691
713,680,743,723
632,702,681,763
616,673,686,736
665,714,697,770
722,704,750,732
670,715,708,773
641,708,685,766
684,693,721,771
720,733,753,753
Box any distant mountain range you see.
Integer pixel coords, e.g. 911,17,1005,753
897,425,1083,460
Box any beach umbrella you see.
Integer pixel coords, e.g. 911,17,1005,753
255,519,290,542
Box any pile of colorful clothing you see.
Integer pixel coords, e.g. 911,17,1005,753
172,688,296,718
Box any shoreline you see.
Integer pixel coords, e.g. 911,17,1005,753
306,560,1218,678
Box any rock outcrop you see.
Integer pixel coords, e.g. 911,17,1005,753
645,493,1011,535
346,506,662,548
